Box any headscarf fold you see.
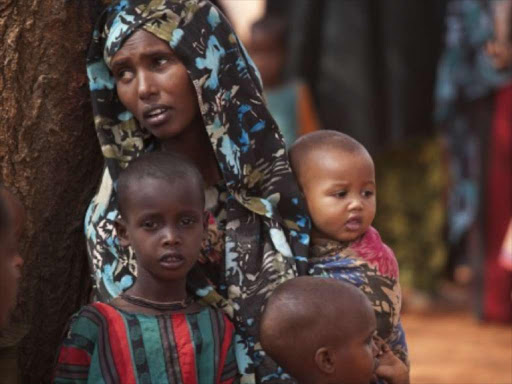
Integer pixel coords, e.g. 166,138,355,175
85,1,310,382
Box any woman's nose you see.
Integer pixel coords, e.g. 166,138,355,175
138,71,157,100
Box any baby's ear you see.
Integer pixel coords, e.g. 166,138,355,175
314,347,336,374
114,217,130,247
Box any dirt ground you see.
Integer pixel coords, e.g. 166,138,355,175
402,310,512,384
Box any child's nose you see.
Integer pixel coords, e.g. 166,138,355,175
372,339,380,357
348,197,363,210
162,227,181,246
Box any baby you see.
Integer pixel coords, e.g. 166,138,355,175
260,276,407,384
0,186,25,330
289,131,409,380
55,152,238,383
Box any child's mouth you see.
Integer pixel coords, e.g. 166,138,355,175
159,253,184,269
345,217,362,231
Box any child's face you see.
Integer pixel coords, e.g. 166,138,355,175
117,177,206,283
331,304,379,384
249,29,285,87
0,191,24,329
300,148,376,242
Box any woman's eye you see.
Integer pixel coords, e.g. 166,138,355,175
114,69,134,83
154,57,169,68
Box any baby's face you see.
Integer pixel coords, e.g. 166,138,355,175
300,148,376,242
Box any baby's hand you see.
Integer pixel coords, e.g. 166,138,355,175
375,343,409,384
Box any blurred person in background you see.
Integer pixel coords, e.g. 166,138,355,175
282,0,448,299
435,0,512,322
248,15,320,147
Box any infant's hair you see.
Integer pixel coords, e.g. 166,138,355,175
289,130,370,179
117,151,205,216
260,276,373,382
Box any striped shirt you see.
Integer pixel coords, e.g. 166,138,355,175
54,303,238,384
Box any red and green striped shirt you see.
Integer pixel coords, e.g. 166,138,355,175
54,303,238,384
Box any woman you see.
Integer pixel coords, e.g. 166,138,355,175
84,0,310,382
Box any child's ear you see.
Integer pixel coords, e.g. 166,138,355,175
115,217,130,247
314,347,336,374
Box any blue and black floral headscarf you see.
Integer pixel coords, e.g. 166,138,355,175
85,0,310,382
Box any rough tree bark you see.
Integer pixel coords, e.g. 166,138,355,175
0,1,103,382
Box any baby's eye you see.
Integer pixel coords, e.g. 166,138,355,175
334,191,347,198
362,190,374,198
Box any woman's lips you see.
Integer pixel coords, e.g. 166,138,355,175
143,106,172,127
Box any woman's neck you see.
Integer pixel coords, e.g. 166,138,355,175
160,116,221,186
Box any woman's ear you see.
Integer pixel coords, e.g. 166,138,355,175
314,346,336,374
115,217,130,247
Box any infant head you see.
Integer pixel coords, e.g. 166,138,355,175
289,131,376,242
260,276,379,384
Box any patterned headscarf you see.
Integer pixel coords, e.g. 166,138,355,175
85,0,310,382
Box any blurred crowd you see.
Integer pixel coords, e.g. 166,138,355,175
220,0,512,322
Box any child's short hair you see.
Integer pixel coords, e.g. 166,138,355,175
117,152,205,216
260,276,372,382
289,130,369,178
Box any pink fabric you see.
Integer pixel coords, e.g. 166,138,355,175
351,226,399,279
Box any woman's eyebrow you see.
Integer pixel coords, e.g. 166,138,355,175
110,56,130,70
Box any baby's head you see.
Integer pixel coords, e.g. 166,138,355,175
289,131,376,242
260,276,379,384
115,152,207,282
249,16,288,88
0,186,25,329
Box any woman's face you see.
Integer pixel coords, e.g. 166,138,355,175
111,30,200,141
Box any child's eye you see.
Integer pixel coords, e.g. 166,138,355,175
180,217,196,226
362,190,374,198
334,191,347,198
142,220,157,230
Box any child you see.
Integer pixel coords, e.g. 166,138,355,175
260,276,409,384
0,186,25,330
249,16,320,147
54,152,238,383
289,131,410,375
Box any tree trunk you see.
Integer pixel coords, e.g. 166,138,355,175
0,1,103,382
